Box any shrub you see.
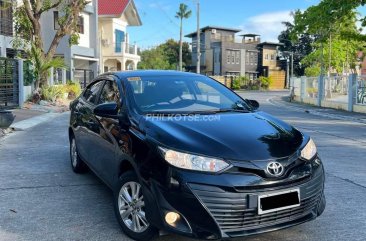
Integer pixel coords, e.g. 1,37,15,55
41,85,64,102
65,80,82,99
232,77,241,90
259,76,273,89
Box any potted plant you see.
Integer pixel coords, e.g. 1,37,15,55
0,110,15,129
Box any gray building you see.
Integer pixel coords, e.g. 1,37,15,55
40,0,99,85
185,26,261,79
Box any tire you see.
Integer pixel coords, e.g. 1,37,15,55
70,136,87,173
114,171,158,241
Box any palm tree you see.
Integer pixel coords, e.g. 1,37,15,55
175,3,192,71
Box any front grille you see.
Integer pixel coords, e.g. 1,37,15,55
189,174,323,234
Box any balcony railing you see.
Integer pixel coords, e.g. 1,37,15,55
111,42,138,55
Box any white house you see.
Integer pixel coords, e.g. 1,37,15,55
40,0,100,87
98,0,142,72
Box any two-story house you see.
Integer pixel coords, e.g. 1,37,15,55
185,26,286,88
185,26,262,79
98,0,141,73
40,0,99,86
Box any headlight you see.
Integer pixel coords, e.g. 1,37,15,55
158,147,230,173
301,138,317,160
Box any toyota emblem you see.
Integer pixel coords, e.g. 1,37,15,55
266,161,284,177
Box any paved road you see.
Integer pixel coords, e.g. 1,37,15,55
1,91,366,241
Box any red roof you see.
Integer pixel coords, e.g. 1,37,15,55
98,0,130,16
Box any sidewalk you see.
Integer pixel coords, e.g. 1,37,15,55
0,101,70,138
270,95,366,125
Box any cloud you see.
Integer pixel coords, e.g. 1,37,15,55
238,11,294,42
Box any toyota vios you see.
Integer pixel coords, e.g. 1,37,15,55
69,71,325,241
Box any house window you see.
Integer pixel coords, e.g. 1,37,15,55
235,51,240,64
0,0,13,36
53,11,59,30
271,54,275,60
227,51,231,64
115,29,125,53
77,16,84,34
231,51,235,64
246,52,250,64
265,53,269,60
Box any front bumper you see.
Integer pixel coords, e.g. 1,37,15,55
147,158,326,239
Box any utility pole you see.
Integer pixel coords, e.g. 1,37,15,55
196,0,200,74
291,52,294,79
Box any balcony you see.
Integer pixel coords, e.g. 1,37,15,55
102,41,140,61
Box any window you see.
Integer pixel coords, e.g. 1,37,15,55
235,51,240,64
246,52,250,64
0,0,13,36
83,81,104,104
271,54,275,60
231,51,235,64
115,30,125,53
53,11,59,30
265,53,269,60
77,16,84,34
227,51,231,64
98,81,119,105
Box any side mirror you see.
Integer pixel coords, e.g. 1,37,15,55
246,99,260,110
94,102,118,118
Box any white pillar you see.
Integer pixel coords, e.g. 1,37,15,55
348,74,357,112
62,68,67,84
18,59,24,108
48,67,54,86
300,76,306,102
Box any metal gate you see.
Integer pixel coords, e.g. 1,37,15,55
74,69,94,89
0,57,19,109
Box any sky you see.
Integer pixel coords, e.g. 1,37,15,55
127,0,322,49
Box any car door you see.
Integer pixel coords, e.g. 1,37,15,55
76,79,105,169
92,77,124,186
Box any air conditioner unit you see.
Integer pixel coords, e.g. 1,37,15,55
211,29,217,34
102,39,110,46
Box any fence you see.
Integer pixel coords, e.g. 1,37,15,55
0,57,19,109
291,74,366,113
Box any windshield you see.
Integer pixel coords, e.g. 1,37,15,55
127,75,250,114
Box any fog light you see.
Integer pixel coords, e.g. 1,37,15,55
165,212,180,225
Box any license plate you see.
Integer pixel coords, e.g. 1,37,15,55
258,188,300,215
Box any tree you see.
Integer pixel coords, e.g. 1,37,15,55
138,39,192,70
14,0,89,88
175,3,191,71
290,2,365,75
278,21,314,76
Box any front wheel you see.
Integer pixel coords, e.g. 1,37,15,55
114,171,158,241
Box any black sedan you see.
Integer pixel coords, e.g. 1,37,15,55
69,70,325,241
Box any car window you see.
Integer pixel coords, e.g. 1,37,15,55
83,81,104,104
127,75,248,113
98,80,120,105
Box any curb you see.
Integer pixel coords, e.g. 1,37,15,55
268,96,366,125
10,112,66,131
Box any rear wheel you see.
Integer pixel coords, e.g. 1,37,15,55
114,171,158,241
70,136,87,173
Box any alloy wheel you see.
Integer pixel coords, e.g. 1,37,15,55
118,181,149,233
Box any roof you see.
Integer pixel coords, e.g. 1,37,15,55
257,42,284,47
185,26,241,38
240,34,260,37
98,0,129,16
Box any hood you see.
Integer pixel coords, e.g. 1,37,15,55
142,111,303,161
